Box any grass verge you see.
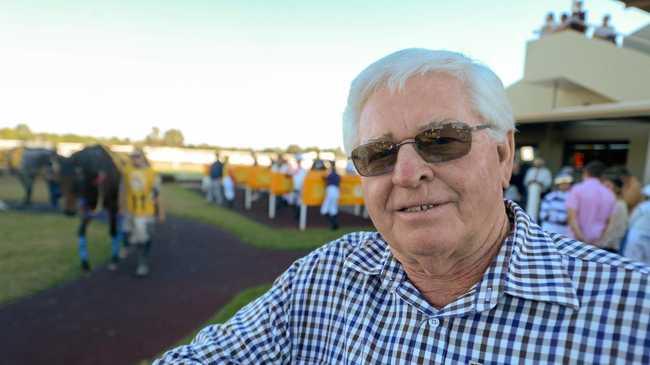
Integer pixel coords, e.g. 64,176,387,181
162,184,373,251
0,210,110,306
0,174,110,306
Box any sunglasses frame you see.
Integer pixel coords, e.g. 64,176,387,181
350,121,491,177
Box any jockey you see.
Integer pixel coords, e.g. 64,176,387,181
119,149,164,277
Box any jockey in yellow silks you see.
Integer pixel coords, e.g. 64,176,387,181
119,149,164,277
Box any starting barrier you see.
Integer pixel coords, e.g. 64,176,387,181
225,165,366,230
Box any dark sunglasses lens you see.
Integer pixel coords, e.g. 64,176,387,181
351,141,397,176
415,124,471,162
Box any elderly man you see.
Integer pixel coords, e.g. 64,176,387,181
156,49,650,364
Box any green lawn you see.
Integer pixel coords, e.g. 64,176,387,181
0,175,109,306
162,184,372,251
0,172,50,203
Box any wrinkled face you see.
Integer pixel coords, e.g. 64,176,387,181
357,73,513,261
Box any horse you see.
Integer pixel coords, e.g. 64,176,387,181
59,144,126,271
7,147,62,207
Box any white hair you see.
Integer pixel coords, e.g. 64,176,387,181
342,48,515,153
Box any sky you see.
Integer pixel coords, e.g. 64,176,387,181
1,0,648,150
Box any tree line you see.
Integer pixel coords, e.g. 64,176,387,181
0,124,345,156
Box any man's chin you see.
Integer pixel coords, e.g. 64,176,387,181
388,228,457,257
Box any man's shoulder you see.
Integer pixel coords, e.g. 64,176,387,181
548,231,650,283
291,231,383,275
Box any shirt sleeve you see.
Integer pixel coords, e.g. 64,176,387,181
624,240,647,264
565,187,579,210
154,263,297,364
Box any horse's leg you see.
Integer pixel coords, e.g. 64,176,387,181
19,173,33,206
78,211,93,271
108,208,120,269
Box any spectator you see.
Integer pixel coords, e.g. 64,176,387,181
291,155,307,218
320,160,341,230
221,156,235,208
624,185,650,264
556,12,570,32
569,0,587,33
596,168,628,253
566,160,616,244
156,48,650,364
524,157,552,222
619,167,643,213
311,153,327,171
539,174,572,236
593,15,617,44
208,152,224,205
538,12,557,36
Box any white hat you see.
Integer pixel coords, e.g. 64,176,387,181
554,174,573,185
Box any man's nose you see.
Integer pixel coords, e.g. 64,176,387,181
391,143,434,187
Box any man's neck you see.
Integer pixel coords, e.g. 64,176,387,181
399,211,511,309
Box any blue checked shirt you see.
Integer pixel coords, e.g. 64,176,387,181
157,201,650,364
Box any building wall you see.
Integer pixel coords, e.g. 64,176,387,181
516,119,650,183
506,80,613,116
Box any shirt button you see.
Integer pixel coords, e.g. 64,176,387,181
428,318,440,328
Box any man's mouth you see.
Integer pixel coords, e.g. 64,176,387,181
399,203,443,213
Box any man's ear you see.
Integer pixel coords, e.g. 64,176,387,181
497,130,515,189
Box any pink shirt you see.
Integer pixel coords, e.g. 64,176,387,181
566,178,616,243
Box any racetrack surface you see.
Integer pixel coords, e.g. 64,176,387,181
0,215,307,365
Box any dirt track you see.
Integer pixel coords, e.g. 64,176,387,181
0,215,306,365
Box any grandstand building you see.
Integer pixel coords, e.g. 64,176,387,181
507,1,650,183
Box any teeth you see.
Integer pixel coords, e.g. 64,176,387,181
404,204,436,212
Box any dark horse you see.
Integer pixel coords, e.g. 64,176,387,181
60,145,123,271
8,147,62,207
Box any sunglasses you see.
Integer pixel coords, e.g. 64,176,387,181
350,121,491,177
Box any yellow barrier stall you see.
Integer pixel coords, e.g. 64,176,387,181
247,166,272,190
300,171,327,206
229,165,252,185
267,172,294,218
338,175,364,206
270,173,293,196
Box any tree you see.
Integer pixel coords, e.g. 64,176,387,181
286,144,302,154
163,128,184,146
14,123,33,140
145,126,162,146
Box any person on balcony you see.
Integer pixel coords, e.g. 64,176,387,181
569,0,587,33
555,13,570,32
593,15,617,44
538,12,557,37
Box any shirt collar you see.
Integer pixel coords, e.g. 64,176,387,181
504,200,580,310
344,201,580,311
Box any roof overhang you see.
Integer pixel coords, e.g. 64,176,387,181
618,0,650,12
516,100,650,123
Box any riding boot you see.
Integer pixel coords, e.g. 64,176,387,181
136,241,152,277
78,236,90,271
328,214,339,230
